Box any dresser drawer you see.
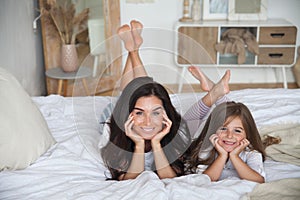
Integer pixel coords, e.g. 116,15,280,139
259,27,297,45
258,47,295,65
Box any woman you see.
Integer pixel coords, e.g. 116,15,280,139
101,77,191,180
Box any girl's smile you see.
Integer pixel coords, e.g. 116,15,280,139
216,117,246,152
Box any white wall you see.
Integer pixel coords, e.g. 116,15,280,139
0,0,45,96
120,0,300,85
0,0,298,96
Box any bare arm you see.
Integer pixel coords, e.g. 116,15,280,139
151,112,176,179
119,142,145,180
229,154,264,183
203,134,228,181
152,142,176,179
203,154,227,181
229,139,264,183
120,114,145,180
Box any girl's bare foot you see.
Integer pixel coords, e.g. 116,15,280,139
118,24,135,52
188,66,214,91
130,20,143,49
210,70,231,98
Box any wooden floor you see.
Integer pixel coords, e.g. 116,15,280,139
97,82,299,96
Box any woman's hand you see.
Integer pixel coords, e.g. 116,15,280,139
125,113,144,145
151,111,172,145
209,134,228,157
230,138,249,157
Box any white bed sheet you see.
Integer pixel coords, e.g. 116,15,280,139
1,88,300,200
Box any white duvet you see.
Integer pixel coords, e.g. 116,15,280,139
1,88,300,200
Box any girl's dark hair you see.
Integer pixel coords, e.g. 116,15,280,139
101,77,191,180
185,101,266,174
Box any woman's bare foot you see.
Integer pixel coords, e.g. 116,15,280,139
188,66,214,91
130,20,143,49
118,24,135,52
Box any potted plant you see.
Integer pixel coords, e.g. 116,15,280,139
41,0,89,72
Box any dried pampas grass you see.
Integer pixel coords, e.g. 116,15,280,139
41,0,89,44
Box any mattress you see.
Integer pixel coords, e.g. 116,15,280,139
1,88,300,200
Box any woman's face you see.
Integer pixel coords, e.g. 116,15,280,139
216,116,246,152
131,96,164,140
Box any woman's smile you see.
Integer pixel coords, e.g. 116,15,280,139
132,96,164,140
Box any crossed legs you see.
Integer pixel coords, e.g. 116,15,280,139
118,20,147,91
188,66,231,107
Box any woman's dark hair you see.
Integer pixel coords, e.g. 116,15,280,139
185,101,266,174
101,77,191,180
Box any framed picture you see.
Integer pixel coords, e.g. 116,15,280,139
228,0,268,21
202,0,228,20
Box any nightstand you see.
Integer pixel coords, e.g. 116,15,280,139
45,67,92,96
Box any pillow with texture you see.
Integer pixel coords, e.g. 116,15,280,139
0,67,56,170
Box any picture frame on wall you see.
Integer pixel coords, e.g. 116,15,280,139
202,0,228,20
228,0,268,21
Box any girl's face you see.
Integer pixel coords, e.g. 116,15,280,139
216,116,246,152
131,96,164,140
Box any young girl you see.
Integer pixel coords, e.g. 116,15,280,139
100,20,231,181
185,101,267,183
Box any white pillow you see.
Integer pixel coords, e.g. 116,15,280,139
0,67,56,170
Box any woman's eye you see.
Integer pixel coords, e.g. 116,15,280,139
135,111,143,116
152,111,161,116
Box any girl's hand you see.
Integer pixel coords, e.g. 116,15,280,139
230,138,250,156
151,111,172,144
125,113,144,145
209,134,228,157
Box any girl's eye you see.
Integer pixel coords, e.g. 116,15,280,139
219,127,227,131
234,129,243,133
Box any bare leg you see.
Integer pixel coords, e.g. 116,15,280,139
202,70,231,107
188,66,214,91
118,21,148,91
130,20,147,78
130,20,143,49
118,24,136,90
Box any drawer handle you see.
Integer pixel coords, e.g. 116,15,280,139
270,33,285,38
269,53,283,58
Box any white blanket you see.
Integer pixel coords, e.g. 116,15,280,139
1,89,300,200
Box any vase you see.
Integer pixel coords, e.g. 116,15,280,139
61,44,79,72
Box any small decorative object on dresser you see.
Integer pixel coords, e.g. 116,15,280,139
228,0,268,21
202,0,228,20
191,0,202,21
41,0,89,72
179,0,193,22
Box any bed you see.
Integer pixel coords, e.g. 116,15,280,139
1,87,300,200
